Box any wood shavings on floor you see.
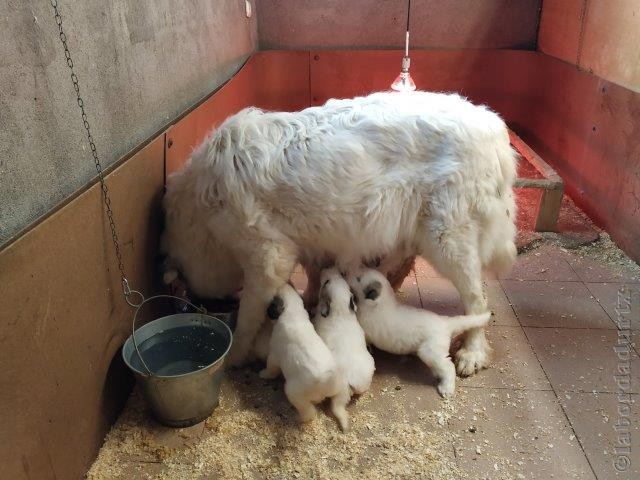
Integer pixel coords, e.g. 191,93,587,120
573,233,640,278
87,367,467,480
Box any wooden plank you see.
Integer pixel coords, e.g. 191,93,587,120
515,177,561,189
0,135,165,480
509,129,563,189
535,188,565,232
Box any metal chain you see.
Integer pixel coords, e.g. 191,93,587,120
50,0,141,305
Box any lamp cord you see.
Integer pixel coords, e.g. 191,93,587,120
404,0,411,57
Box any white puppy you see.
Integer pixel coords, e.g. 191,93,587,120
313,268,376,431
349,269,491,398
259,284,347,429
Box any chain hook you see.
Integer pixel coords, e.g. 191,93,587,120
122,278,145,308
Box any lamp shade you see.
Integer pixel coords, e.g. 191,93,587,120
391,70,416,92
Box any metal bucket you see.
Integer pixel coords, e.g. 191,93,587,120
122,296,233,427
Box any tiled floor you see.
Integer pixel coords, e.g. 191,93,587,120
88,242,640,480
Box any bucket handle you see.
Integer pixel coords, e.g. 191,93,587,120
132,294,206,377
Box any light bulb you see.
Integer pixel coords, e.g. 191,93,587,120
391,56,416,92
391,70,416,92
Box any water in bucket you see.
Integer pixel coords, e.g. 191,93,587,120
129,325,229,376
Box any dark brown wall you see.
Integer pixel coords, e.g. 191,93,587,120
256,0,542,50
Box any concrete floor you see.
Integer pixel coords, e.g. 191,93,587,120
88,239,639,480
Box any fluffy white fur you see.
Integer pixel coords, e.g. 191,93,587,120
252,320,273,362
349,269,491,398
161,91,517,372
313,268,376,430
258,284,347,429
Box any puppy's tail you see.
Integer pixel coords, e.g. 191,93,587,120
446,311,491,337
330,385,351,433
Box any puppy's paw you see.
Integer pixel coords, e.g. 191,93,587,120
455,347,489,377
338,418,350,433
298,410,317,423
333,408,350,432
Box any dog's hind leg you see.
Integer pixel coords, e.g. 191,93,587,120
285,384,317,423
419,224,490,377
417,343,456,398
330,385,351,432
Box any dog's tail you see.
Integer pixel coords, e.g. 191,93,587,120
330,385,351,433
446,311,491,337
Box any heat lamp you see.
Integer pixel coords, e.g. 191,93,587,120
391,0,416,92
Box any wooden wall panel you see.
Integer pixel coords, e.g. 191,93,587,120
537,0,585,65
0,136,165,480
508,54,640,261
538,0,640,93
257,0,541,50
309,49,539,124
580,0,640,93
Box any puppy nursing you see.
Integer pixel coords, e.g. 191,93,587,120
259,265,488,430
313,269,375,431
349,269,490,398
259,284,348,430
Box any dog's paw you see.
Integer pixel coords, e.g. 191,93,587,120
437,380,455,399
455,347,489,377
258,368,276,380
226,346,249,368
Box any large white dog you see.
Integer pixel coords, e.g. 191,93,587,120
161,91,517,373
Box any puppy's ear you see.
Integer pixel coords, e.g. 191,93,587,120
319,280,331,317
266,296,285,320
349,294,357,313
364,280,382,300
320,299,330,317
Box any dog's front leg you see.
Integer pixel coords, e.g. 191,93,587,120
226,279,281,367
259,354,281,379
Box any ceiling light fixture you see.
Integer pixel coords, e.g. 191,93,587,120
391,0,417,92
